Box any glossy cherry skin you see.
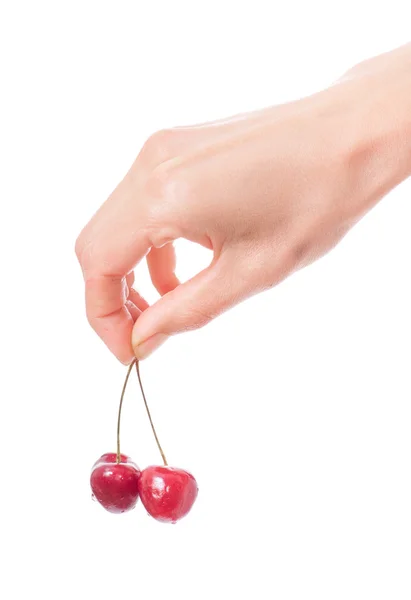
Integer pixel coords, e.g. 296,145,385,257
90,453,141,514
92,453,132,469
138,466,198,523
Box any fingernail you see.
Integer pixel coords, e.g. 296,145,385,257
133,333,169,360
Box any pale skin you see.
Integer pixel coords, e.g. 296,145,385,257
76,44,411,364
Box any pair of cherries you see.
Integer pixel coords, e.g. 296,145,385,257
90,360,198,524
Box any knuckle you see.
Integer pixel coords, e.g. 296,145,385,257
144,162,190,230
75,231,87,264
145,162,190,203
138,164,185,248
140,129,177,166
86,311,101,334
86,310,94,328
75,235,97,272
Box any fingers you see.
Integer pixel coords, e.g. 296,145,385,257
80,274,135,364
126,300,141,322
128,287,150,312
131,248,247,360
126,271,135,289
75,175,154,363
147,244,180,296
76,116,272,363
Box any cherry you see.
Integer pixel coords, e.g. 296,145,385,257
90,363,140,514
92,452,130,469
138,466,198,523
134,361,199,523
90,359,199,522
91,453,140,514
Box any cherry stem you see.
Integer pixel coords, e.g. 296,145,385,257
116,361,135,463
116,358,168,466
135,360,168,466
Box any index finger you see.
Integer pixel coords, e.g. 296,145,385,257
76,174,152,363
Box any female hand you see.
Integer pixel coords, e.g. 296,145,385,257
76,44,411,363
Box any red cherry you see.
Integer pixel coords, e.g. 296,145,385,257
92,452,132,469
138,466,198,523
90,453,141,514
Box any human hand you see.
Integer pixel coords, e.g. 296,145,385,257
76,45,411,363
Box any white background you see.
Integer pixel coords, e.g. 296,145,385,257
1,2,411,598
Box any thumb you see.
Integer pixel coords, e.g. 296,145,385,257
132,249,244,359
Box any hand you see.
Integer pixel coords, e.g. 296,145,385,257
75,44,411,363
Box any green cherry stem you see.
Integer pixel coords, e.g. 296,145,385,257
116,358,168,466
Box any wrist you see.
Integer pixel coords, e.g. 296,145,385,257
331,69,411,219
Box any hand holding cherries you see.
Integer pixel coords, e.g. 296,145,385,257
90,360,198,523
